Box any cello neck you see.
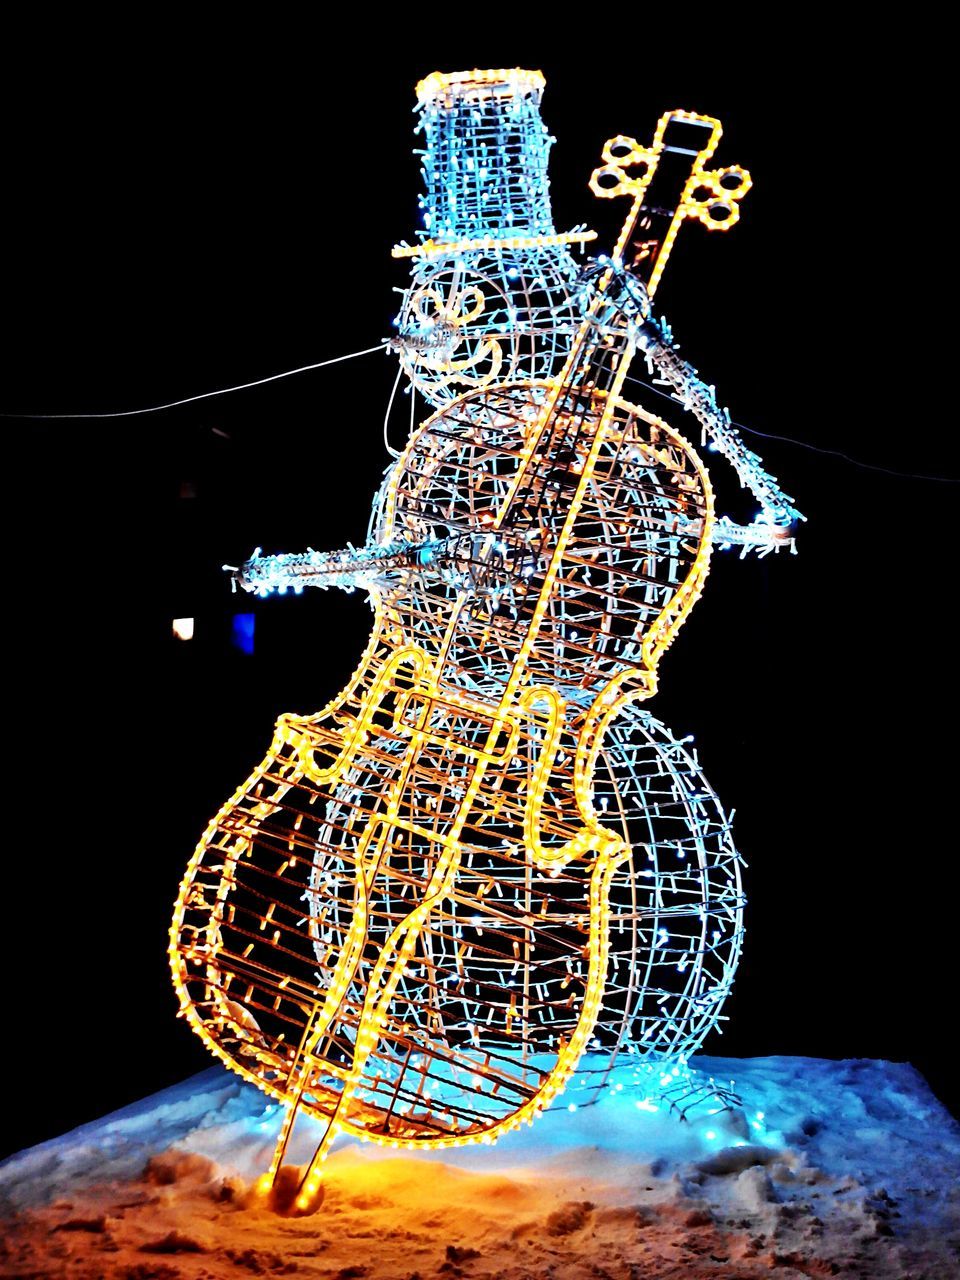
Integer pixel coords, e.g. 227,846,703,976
590,108,752,296
509,105,754,505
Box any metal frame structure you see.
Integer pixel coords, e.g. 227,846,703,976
170,75,801,1214
392,69,594,406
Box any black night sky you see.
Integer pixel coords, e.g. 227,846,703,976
2,29,956,1161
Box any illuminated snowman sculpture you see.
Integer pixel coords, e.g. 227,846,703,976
171,69,803,1215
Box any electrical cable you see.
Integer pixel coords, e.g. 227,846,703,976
622,371,960,484
0,343,388,420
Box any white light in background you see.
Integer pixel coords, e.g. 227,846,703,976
172,617,195,641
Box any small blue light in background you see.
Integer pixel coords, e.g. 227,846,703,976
232,613,255,655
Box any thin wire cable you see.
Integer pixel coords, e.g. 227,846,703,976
382,361,404,458
6,338,956,483
0,344,389,420
623,371,960,484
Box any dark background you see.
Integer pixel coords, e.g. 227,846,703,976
2,30,956,1160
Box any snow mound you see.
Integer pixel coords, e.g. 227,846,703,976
1,1055,958,1278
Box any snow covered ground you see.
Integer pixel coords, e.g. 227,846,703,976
1,1054,957,1278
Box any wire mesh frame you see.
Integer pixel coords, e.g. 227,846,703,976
394,70,589,408
169,94,779,1171
414,68,558,242
396,247,583,408
171,373,743,1147
172,704,742,1141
